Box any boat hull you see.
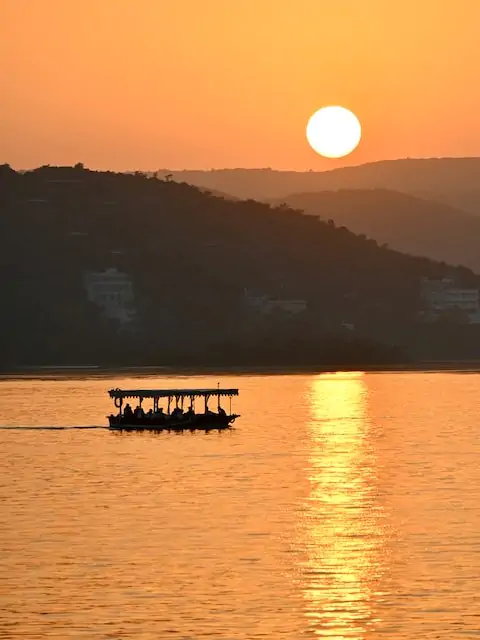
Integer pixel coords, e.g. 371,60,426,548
108,413,239,431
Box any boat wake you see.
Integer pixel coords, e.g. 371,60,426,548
0,425,106,431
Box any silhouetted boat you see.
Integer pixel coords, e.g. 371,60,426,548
107,387,240,431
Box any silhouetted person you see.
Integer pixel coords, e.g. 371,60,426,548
155,407,166,424
172,407,184,419
123,404,133,422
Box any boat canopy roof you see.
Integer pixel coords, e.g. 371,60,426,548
109,387,239,400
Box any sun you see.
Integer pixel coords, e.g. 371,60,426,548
306,106,361,159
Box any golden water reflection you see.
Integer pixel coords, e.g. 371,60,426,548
302,372,386,639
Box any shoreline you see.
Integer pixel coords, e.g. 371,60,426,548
3,361,480,378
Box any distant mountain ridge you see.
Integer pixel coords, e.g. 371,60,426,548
273,189,480,273
3,164,480,366
157,157,480,213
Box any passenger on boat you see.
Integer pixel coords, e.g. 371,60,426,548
184,407,195,420
171,407,183,419
123,404,134,420
154,407,166,424
218,406,227,417
146,408,153,420
134,405,145,419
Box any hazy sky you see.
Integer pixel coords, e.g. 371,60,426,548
2,0,480,171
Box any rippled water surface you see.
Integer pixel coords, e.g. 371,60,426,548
1,371,480,639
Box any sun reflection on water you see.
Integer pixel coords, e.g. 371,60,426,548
301,372,386,639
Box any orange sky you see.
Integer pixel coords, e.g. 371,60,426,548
2,0,480,171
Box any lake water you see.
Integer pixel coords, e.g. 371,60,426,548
1,371,480,639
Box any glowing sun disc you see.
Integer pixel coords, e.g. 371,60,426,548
306,106,361,158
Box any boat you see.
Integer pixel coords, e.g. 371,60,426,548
107,387,240,431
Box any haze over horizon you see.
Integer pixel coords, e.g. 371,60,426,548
3,0,480,172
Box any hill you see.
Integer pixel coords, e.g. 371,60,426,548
414,189,480,216
2,164,480,368
273,189,480,273
157,158,480,212
197,186,239,201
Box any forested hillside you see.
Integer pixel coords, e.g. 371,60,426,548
157,157,480,207
2,164,479,367
274,189,480,272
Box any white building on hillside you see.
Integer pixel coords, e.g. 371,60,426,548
421,277,479,312
244,289,307,315
84,268,136,326
420,277,480,322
